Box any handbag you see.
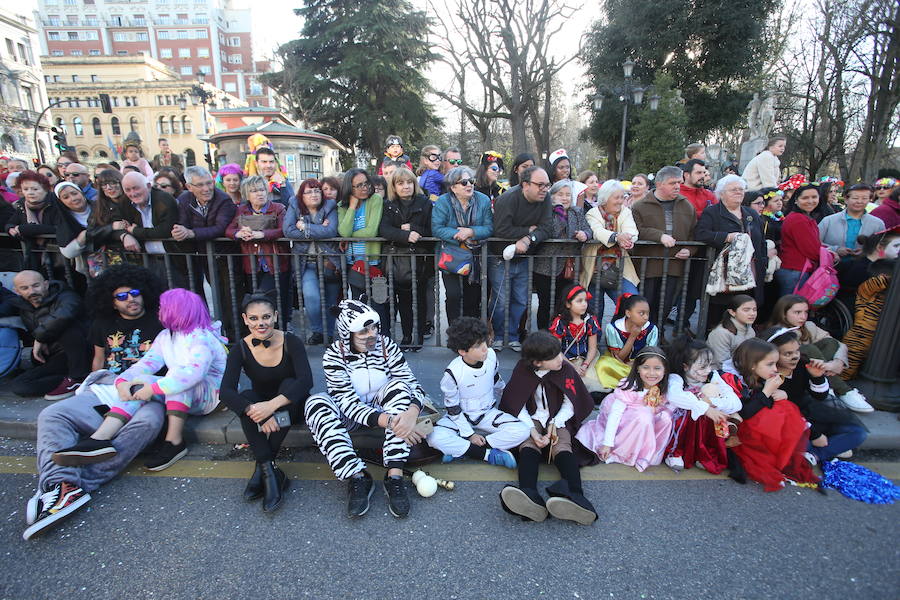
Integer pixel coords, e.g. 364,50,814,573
562,257,576,280
794,246,840,307
596,259,621,289
238,213,276,231
389,248,414,286
86,247,127,279
437,242,473,276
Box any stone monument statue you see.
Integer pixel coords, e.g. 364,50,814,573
740,91,775,172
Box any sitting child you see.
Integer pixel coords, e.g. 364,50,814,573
498,331,596,525
50,289,228,472
426,317,530,468
594,294,659,390
763,327,868,463
706,294,757,370
549,283,602,393
722,338,819,492
662,336,743,474
577,346,678,472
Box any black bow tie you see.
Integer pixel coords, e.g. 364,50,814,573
251,338,272,348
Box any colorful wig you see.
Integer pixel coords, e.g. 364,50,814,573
215,163,244,192
242,134,287,184
158,288,212,334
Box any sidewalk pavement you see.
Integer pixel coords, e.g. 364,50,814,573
1,346,898,450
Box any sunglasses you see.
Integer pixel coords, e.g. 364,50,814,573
157,183,174,189
874,186,889,190
455,178,475,187
425,153,441,161
488,165,500,172
65,173,84,179
447,159,463,165
114,289,141,301
525,181,551,191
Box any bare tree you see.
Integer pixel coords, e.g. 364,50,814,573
431,0,581,158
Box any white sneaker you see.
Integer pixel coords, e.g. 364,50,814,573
836,450,853,459
839,389,874,413
665,456,684,472
803,452,818,466
25,489,41,525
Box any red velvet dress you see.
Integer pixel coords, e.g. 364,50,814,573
722,373,818,492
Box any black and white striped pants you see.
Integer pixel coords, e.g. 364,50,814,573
304,380,415,480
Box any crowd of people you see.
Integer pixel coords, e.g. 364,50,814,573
0,133,898,540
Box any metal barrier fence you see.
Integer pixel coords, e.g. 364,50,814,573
0,234,715,347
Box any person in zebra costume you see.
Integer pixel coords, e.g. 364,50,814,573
305,299,427,518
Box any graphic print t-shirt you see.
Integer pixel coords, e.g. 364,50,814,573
89,312,164,374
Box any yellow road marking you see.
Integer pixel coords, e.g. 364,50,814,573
1,456,897,482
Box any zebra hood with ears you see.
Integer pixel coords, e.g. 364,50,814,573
333,299,381,353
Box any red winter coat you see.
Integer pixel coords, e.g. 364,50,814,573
780,211,823,271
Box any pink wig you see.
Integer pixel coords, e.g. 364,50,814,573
158,288,212,334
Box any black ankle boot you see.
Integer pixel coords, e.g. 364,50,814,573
243,462,264,501
261,461,289,512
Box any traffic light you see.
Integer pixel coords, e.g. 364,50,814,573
99,93,113,114
51,127,72,152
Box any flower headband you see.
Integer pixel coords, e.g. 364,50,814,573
874,178,897,188
766,326,800,343
763,189,784,200
819,176,844,187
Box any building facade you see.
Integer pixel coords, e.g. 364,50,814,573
33,0,277,107
0,8,53,162
43,54,245,167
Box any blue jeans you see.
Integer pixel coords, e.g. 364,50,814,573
488,257,530,343
300,265,340,336
589,279,639,317
775,268,810,297
808,423,868,462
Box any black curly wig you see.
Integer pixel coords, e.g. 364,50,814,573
86,264,163,319
446,316,489,353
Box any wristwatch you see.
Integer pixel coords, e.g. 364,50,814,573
609,232,618,245
529,233,537,244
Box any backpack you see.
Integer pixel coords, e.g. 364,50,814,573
0,326,21,378
794,246,840,307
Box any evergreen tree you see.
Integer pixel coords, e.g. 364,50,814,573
264,0,440,157
628,74,688,176
583,0,778,158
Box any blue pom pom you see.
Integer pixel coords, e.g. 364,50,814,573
822,460,900,504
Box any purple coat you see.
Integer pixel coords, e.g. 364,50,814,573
176,188,237,243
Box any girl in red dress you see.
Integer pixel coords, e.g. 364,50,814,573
723,338,819,492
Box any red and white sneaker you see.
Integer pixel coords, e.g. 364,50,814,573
44,377,81,401
22,482,91,540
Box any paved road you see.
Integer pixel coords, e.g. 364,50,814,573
1,440,898,600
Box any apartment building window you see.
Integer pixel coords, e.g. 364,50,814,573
177,30,188,39
198,65,210,75
158,30,170,39
132,96,138,106
197,48,209,58
49,32,60,41
182,116,191,134
92,117,102,135
70,50,82,56
89,49,101,55
45,75,52,84
250,81,263,96
111,16,123,27
72,75,79,82
196,29,207,39
224,82,236,92
178,48,190,58
111,117,121,135
48,16,60,25
228,54,242,64
21,86,35,111
179,66,192,75
65,0,76,5
158,116,169,135
157,95,163,105
170,116,179,134
113,33,128,42
84,0,94,4
137,32,149,41
165,95,172,105
112,96,119,107
84,31,98,40
51,50,64,56
116,51,128,56
68,32,78,40
72,117,83,136
124,97,132,107
160,48,172,58
229,37,240,46
45,0,58,4
89,75,99,83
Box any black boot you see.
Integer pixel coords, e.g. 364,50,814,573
243,461,264,501
545,452,597,525
727,449,747,485
261,461,289,512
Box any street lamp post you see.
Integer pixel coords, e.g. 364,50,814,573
592,59,661,179
183,71,214,169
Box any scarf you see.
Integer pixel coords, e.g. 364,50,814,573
598,208,622,263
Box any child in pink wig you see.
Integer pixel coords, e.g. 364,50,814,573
51,289,228,471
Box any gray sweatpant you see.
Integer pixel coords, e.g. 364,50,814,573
37,388,165,493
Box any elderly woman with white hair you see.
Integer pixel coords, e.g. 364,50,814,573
584,179,640,304
532,179,592,329
694,174,766,329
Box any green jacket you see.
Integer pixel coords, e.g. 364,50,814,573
338,193,384,261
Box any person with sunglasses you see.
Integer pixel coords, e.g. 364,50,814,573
441,148,463,180
475,151,506,206
63,163,97,201
489,165,555,352
416,144,444,202
872,177,897,207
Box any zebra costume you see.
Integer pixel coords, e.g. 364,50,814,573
305,299,426,479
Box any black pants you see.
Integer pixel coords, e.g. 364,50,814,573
442,272,481,326
641,276,682,329
229,386,304,462
533,272,572,331
11,326,91,397
395,278,429,343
